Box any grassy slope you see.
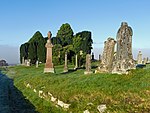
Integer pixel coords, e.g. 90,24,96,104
5,64,150,113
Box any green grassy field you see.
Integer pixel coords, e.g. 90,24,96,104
4,63,150,113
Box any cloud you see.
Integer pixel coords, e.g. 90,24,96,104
0,45,19,64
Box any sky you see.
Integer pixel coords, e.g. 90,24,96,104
0,0,150,64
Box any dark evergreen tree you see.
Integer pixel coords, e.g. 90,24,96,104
51,37,62,45
75,31,93,54
37,38,46,63
29,31,46,63
28,42,37,64
20,43,29,63
56,23,74,46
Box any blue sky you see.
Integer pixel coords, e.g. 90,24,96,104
0,0,150,64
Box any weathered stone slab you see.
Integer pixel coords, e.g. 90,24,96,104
84,54,93,74
112,22,135,74
96,37,116,73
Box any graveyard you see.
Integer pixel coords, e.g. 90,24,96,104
1,22,149,112
3,61,150,113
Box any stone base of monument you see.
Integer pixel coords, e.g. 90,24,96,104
44,68,55,73
111,69,129,74
84,71,93,75
95,66,110,73
63,69,68,73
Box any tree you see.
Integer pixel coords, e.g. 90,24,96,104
73,35,82,54
56,23,74,46
75,31,93,54
37,38,46,63
28,42,37,64
29,31,46,63
29,31,44,43
20,43,29,63
51,37,62,45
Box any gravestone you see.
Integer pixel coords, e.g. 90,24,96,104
22,57,25,65
74,55,78,70
36,60,39,68
26,59,31,66
112,22,135,74
97,37,116,73
24,59,28,66
64,52,68,72
84,54,93,74
137,51,142,64
44,31,55,73
143,58,148,64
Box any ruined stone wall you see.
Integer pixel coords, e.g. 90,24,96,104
112,22,135,74
97,37,116,72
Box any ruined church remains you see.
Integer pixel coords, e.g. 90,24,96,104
97,22,136,74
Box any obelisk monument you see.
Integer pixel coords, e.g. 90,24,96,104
44,31,55,73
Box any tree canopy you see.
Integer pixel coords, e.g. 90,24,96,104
56,23,74,46
20,23,93,65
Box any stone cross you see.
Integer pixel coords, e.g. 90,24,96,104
112,22,135,74
84,54,92,74
97,37,116,73
64,52,68,72
44,31,55,73
137,51,142,64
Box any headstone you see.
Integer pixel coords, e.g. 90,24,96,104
146,57,149,63
147,57,150,64
137,51,142,64
44,31,55,73
22,57,25,65
64,52,68,72
112,22,135,74
74,54,78,69
96,38,116,73
24,59,28,66
26,59,31,66
143,57,148,64
84,54,93,74
36,60,39,68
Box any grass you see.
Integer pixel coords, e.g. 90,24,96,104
3,63,150,113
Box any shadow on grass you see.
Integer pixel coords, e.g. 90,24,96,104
0,72,38,113
61,68,77,74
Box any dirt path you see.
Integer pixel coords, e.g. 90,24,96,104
0,73,38,113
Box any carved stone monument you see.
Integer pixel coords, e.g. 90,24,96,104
97,37,116,73
137,51,142,64
84,54,93,74
64,52,68,72
44,31,55,73
112,22,135,74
